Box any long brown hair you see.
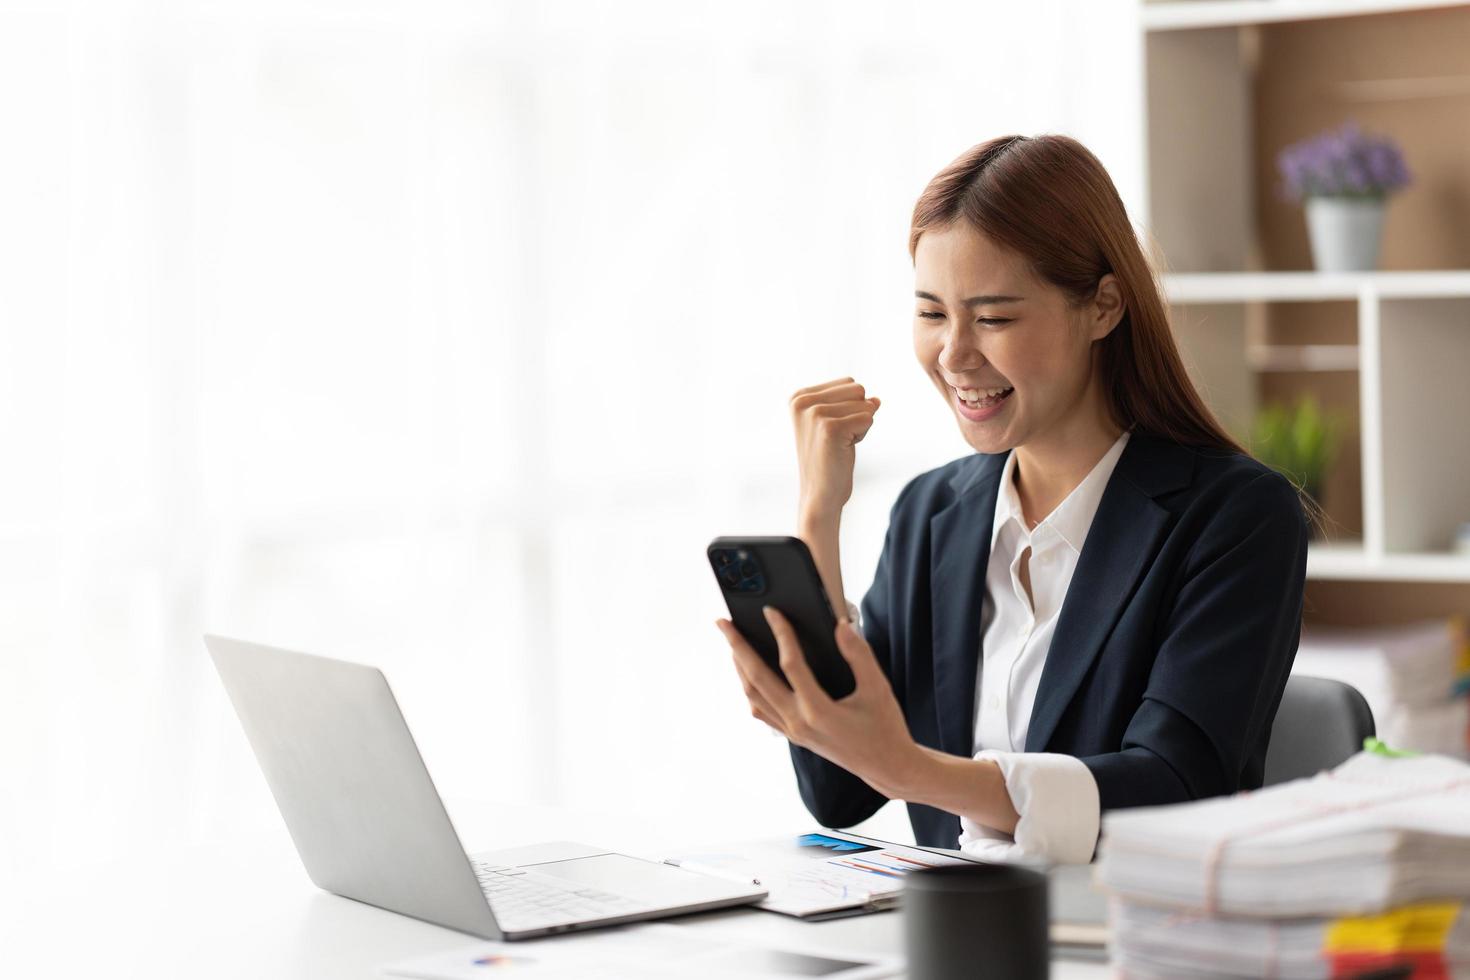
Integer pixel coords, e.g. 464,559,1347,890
909,134,1245,456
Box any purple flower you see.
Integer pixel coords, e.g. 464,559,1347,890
1275,120,1412,203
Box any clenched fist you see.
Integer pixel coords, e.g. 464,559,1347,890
790,377,881,521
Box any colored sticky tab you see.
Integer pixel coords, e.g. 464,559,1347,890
1324,901,1460,954
1327,949,1447,979
1363,736,1419,759
1452,616,1470,673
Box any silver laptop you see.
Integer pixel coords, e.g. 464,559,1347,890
205,635,766,939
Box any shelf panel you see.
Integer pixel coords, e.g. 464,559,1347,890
1162,270,1470,304
1142,0,1470,32
1307,543,1470,581
1376,297,1470,555
1246,344,1359,371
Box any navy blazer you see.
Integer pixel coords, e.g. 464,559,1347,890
790,430,1309,849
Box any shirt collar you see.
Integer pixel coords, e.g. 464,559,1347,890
991,430,1132,555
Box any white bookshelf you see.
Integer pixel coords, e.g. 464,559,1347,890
1142,0,1468,31
1166,282,1470,576
1162,271,1470,304
1307,543,1470,582
1142,3,1470,585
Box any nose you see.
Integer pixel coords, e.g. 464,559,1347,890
937,321,985,375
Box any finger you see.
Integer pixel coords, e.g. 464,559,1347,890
809,399,878,418
791,377,855,400
834,618,886,690
717,619,797,717
802,384,867,406
791,383,867,412
821,409,881,445
734,653,801,739
729,640,787,731
752,705,786,736
724,632,789,725
763,606,832,708
737,663,788,731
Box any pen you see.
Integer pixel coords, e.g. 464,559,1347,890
663,857,762,888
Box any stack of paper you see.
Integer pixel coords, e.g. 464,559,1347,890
1096,751,1470,978
1111,900,1470,979
663,832,974,920
1294,618,1469,757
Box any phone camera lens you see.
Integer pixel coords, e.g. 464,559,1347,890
711,546,765,596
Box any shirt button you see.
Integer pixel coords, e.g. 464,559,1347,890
1017,623,1031,638
989,695,1002,710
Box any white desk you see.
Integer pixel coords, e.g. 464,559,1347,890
1,800,1110,978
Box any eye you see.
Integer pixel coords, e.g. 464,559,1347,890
915,311,1013,326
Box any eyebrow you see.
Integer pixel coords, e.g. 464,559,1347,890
915,290,1025,307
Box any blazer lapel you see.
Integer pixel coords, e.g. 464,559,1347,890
929,452,1006,757
1023,433,1194,753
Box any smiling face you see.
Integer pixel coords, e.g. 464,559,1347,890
913,221,1115,456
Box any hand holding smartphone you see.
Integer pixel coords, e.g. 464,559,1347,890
707,536,857,700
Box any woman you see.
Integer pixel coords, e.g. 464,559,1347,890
714,134,1309,864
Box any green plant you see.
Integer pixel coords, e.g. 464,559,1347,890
1251,395,1341,501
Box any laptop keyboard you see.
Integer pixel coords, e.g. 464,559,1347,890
472,861,648,932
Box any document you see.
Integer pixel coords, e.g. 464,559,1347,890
664,831,976,920
379,921,900,979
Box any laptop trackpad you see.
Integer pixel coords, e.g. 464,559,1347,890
528,853,754,905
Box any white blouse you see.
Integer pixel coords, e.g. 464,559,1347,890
957,430,1129,864
853,431,1130,864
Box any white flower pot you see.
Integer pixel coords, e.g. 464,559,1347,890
1305,196,1386,272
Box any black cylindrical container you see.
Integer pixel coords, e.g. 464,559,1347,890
903,863,1050,980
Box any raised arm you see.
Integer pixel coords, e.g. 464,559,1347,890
784,377,887,827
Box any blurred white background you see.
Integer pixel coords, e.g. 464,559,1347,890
0,0,1142,877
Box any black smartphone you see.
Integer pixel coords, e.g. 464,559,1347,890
707,535,857,700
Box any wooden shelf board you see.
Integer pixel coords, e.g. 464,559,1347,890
1163,270,1470,304
1307,543,1470,581
1142,0,1470,32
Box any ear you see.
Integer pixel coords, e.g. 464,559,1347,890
1087,273,1126,342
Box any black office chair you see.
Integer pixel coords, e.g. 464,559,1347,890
1263,674,1376,786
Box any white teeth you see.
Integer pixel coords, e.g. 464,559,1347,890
955,385,1013,403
